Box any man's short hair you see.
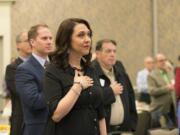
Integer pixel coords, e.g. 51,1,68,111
28,24,49,40
16,32,27,44
95,39,117,51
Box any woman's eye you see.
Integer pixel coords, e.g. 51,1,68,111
87,32,92,37
76,32,85,38
77,31,91,38
78,33,84,37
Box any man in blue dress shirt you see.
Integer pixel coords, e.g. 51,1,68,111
136,56,154,104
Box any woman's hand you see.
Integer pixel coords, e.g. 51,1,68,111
74,70,94,90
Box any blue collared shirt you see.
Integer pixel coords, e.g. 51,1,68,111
19,56,29,62
32,53,47,67
136,68,150,93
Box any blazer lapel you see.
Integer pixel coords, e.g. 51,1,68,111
155,69,168,85
16,57,23,65
29,55,44,77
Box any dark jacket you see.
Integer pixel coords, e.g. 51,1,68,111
91,60,137,132
5,57,23,135
16,55,48,135
43,63,105,135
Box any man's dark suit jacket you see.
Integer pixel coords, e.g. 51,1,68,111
5,57,23,135
15,55,48,135
91,60,137,132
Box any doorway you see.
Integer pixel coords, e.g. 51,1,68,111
0,36,4,112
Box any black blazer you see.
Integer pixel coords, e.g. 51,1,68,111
91,60,138,132
5,57,23,135
43,63,105,135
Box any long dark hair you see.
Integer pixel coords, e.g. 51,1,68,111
51,18,92,69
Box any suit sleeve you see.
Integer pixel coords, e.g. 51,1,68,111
15,66,46,110
148,75,170,97
175,68,180,97
5,65,16,97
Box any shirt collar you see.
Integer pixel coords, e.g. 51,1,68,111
159,69,167,74
101,66,114,76
32,53,47,67
19,56,28,62
144,68,150,73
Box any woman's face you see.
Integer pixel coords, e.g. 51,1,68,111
70,23,91,56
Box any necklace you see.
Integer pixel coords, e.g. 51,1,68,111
71,66,83,72
71,66,84,76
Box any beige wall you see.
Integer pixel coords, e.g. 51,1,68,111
0,0,14,93
11,0,180,84
0,1,13,72
158,0,180,65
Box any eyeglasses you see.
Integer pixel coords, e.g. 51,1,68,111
157,59,166,62
22,39,29,42
18,39,28,43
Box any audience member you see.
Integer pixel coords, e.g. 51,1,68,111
175,55,180,134
15,24,53,135
43,18,107,135
92,39,137,134
148,53,175,129
136,56,154,104
5,32,31,135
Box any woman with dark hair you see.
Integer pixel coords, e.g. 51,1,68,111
43,18,107,135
